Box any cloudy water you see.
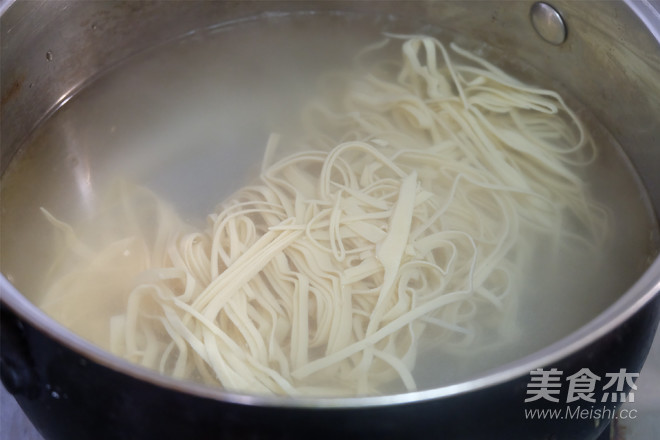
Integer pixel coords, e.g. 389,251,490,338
1,11,658,393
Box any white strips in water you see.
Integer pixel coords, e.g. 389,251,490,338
40,35,607,396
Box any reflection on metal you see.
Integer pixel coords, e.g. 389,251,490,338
530,2,567,45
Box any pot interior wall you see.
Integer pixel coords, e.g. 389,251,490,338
2,1,659,206
1,0,659,394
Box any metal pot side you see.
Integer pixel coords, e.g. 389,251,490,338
1,1,660,439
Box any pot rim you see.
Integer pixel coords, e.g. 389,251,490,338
2,258,659,408
1,0,659,409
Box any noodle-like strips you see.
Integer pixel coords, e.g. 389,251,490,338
40,35,607,396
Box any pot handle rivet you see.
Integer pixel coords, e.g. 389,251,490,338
530,2,567,45
0,359,31,395
0,306,40,398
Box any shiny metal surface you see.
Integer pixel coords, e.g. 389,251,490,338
2,0,659,211
1,0,660,410
530,2,567,45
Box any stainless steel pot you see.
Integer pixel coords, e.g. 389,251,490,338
1,1,659,439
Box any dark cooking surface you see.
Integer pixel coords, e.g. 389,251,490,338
1,1,660,439
2,324,659,439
